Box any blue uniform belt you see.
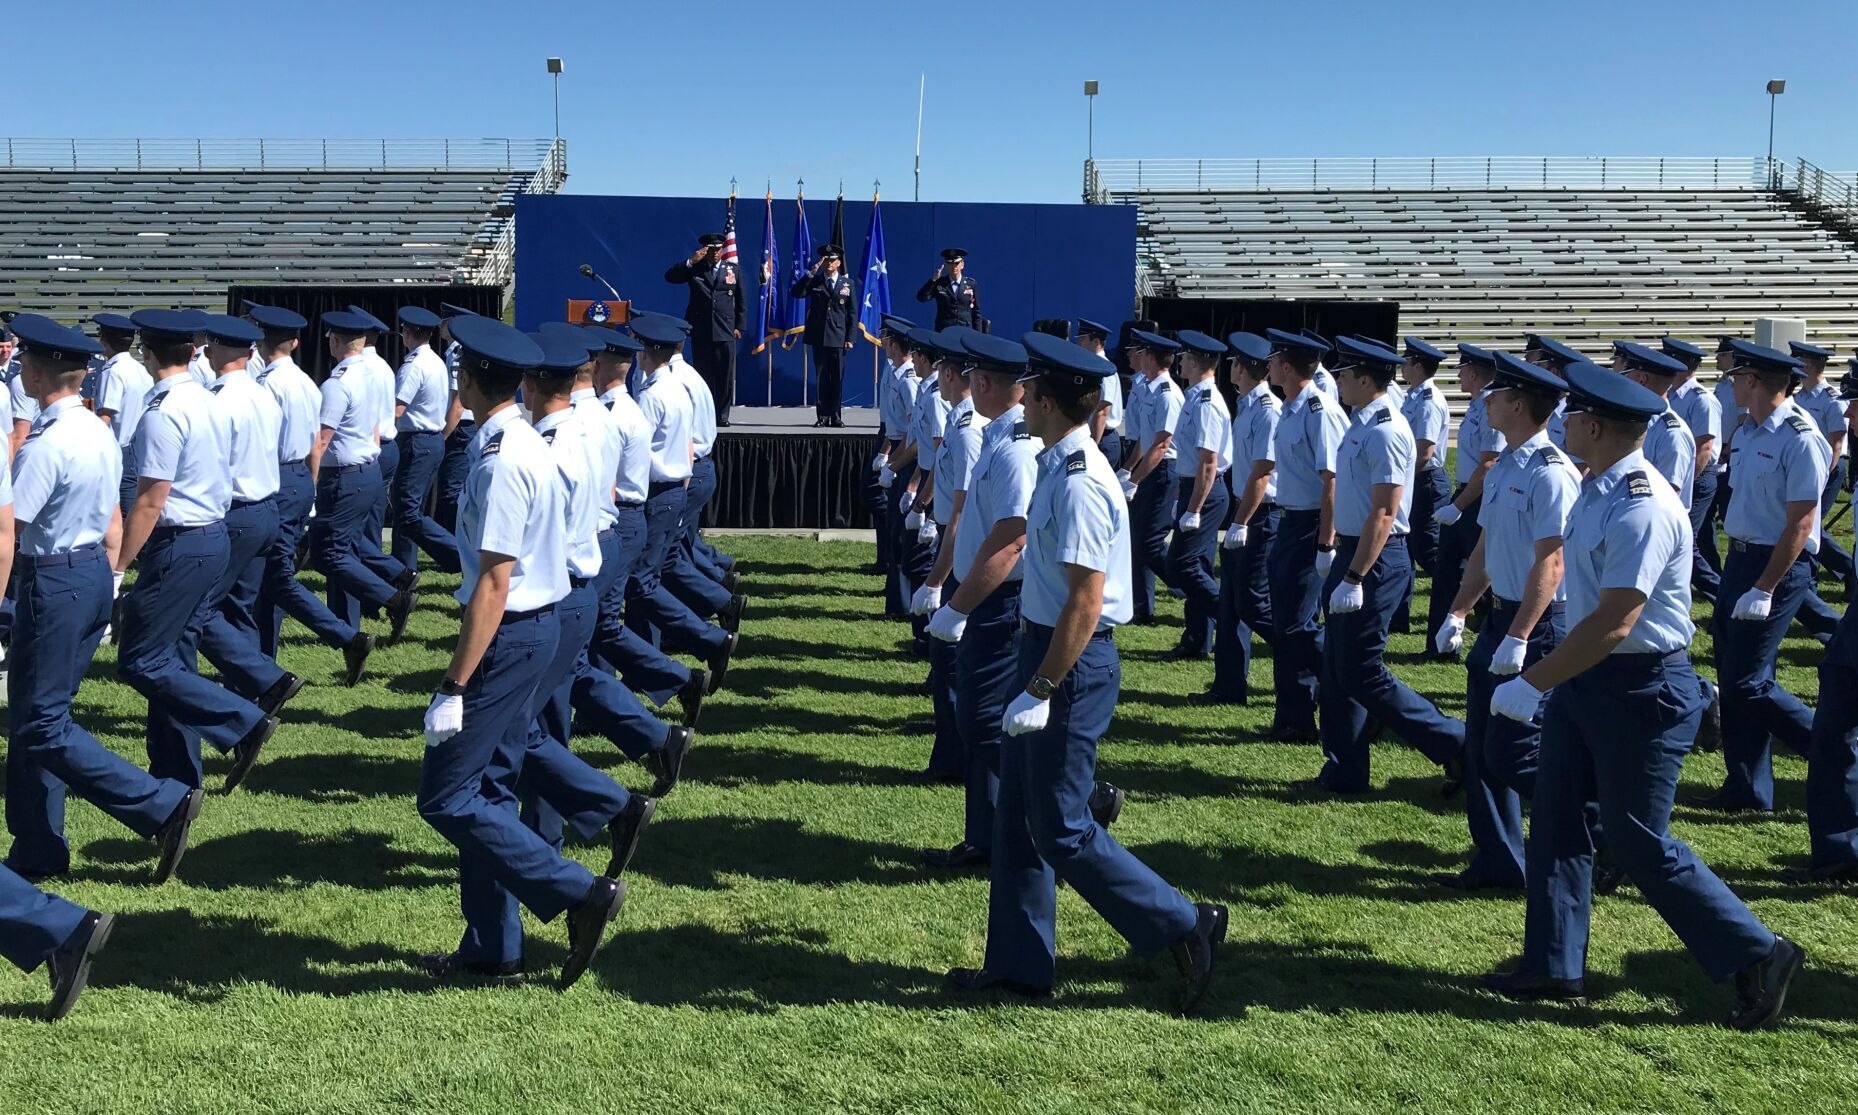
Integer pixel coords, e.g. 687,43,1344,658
230,495,276,511
1489,595,1566,613
499,603,556,626
327,462,370,475
648,480,684,495
1280,506,1322,518
615,499,645,510
280,458,311,472
1338,532,1407,545
1021,619,1113,641
150,521,225,541
17,542,105,570
1727,537,1801,556
570,575,594,589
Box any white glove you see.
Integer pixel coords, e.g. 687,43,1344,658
877,465,895,489
1731,588,1773,622
1178,511,1201,533
927,605,968,642
904,509,923,530
1222,523,1247,550
870,451,889,472
423,692,464,746
1314,547,1335,578
1490,677,1545,723
0,642,7,667
1116,467,1133,487
1435,613,1466,655
112,571,125,598
917,519,939,545
1490,635,1529,676
1328,579,1364,614
899,489,916,514
1002,690,1051,737
911,583,942,616
1121,478,1138,501
1434,503,1462,527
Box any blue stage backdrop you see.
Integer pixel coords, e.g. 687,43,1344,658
515,193,1136,408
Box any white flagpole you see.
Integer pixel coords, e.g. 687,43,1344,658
914,74,925,202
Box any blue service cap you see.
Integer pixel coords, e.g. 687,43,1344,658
1716,336,1740,354
1175,329,1228,357
345,305,390,333
398,306,442,330
1490,350,1568,395
1225,332,1272,366
903,325,940,353
1724,338,1805,377
627,313,688,348
1074,317,1112,340
1660,336,1707,362
1839,372,1858,401
198,314,264,347
880,313,915,336
1789,340,1832,360
130,308,202,341
960,332,1029,372
1264,327,1329,358
1330,335,1401,373
1126,328,1181,353
243,302,308,332
1563,360,1667,422
322,310,375,335
1298,328,1336,356
538,320,604,357
1614,341,1685,377
631,311,693,337
1404,337,1446,364
582,325,643,355
920,328,976,364
1532,336,1585,367
449,315,544,373
528,330,594,375
1020,331,1117,385
8,313,104,362
439,302,480,318
91,312,137,334
1457,342,1496,369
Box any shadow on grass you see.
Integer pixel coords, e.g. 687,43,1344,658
78,827,453,892
627,815,926,890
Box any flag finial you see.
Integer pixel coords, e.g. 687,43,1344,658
729,176,738,199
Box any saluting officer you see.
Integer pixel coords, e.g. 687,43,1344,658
792,245,857,428
391,306,461,576
1118,330,1183,629
1434,352,1579,890
1427,345,1506,655
1397,338,1451,631
665,232,745,427
1209,332,1279,704
1612,342,1695,507
1312,337,1465,794
916,247,980,330
947,333,1225,1015
1664,337,1723,603
1164,331,1233,659
1074,319,1124,461
1482,361,1801,1031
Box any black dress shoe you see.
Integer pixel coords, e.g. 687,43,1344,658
222,716,279,793
1694,683,1723,753
1681,791,1773,815
1481,968,1586,1004
1171,902,1229,1016
394,567,421,595
707,632,737,691
45,911,113,1022
1779,860,1858,886
343,632,375,688
3,859,67,886
677,668,708,729
559,876,626,990
946,967,1050,1000
907,767,965,786
648,727,694,796
721,570,740,593
386,589,416,644
1200,689,1247,706
153,787,205,884
1267,725,1320,744
605,795,657,877
416,951,525,984
922,842,990,869
720,593,747,633
812,417,828,428
717,419,731,429
1591,853,1628,897
1164,644,1209,661
1439,751,1466,798
1730,936,1803,1031
1089,781,1126,827
1431,870,1522,893
257,672,306,718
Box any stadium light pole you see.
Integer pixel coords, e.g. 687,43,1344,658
547,57,565,140
1766,79,1785,185
1084,80,1099,162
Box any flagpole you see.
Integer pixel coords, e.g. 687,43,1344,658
871,183,881,406
914,74,925,202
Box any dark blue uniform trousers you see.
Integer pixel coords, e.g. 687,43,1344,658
1317,536,1465,792
1688,469,1721,602
0,864,86,974
883,461,918,617
7,546,189,876
1699,469,1730,586
434,421,476,534
1165,476,1228,654
391,431,461,575
626,482,727,658
366,436,399,561
983,624,1198,990
314,463,402,630
418,606,597,966
664,457,731,618
685,454,732,582
1266,508,1324,733
926,574,965,778
898,496,936,652
1817,458,1853,585
1460,599,1564,888
117,441,140,521
1521,652,1775,983
1715,544,1815,810
1212,505,1278,701
1397,464,1451,628
954,583,1020,850
199,497,284,701
1426,488,1484,649
1130,469,1177,621
258,462,357,656
590,515,690,708
1808,617,1858,870
118,523,267,787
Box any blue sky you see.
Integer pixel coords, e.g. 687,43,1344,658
10,0,1857,202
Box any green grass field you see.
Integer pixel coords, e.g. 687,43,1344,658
3,534,1857,1113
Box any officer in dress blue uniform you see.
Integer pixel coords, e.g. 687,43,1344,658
1433,353,1580,889
434,303,480,534
1427,345,1506,656
415,315,624,987
1263,328,1348,741
873,316,920,617
86,314,152,517
245,304,374,685
391,306,461,576
665,232,745,427
1208,332,1280,704
1792,340,1852,590
915,247,981,331
114,310,278,792
1311,337,1466,794
1665,337,1723,603
1689,341,1831,814
1118,330,1183,629
946,335,1226,1015
1612,343,1695,507
1163,331,1233,658
1074,320,1124,462
792,245,857,428
1481,361,1802,1031
2,315,203,886
1396,338,1451,633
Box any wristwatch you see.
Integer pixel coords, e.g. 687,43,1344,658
437,677,467,697
1027,674,1058,700
1343,570,1365,585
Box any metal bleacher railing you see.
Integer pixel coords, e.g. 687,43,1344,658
458,138,569,290
1085,156,1777,201
1778,158,1858,235
0,136,558,172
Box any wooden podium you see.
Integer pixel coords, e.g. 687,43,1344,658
566,298,630,326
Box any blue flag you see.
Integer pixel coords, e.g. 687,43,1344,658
780,193,813,350
856,194,890,345
753,190,780,355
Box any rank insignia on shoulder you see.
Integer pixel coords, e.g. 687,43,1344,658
1785,414,1814,435
1662,413,1681,429
1065,450,1088,476
1539,446,1565,465
481,434,504,457
957,412,973,428
1625,471,1653,498
144,394,164,411
1374,410,1392,425
1012,420,1029,440
541,429,557,444
210,383,224,394
1308,397,1324,413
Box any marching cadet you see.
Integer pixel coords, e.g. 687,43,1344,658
391,307,461,576
647,313,745,629
343,307,412,609
946,332,1225,1015
1163,331,1232,659
1262,329,1347,741
1118,330,1183,629
115,310,277,791
1792,340,1851,589
1396,339,1451,632
874,315,920,618
1209,332,1279,704
1705,337,1747,600
434,303,480,534
1664,337,1723,603
1613,343,1695,507
415,314,623,989
3,314,203,885
1482,361,1801,1031
1073,319,1124,461
665,232,744,427
792,245,857,428
1427,345,1505,656
87,313,151,517
897,328,954,655
1690,341,1830,815
1311,337,1465,794
245,304,374,685
916,248,980,330
1434,353,1579,890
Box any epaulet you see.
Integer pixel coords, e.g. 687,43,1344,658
1374,409,1392,425
328,362,345,379
1785,413,1814,436
1661,412,1682,429
1012,420,1030,441
1065,450,1088,476
1538,445,1566,466
210,382,224,394
144,393,164,412
956,411,973,428
481,432,504,458
1625,470,1653,499
1307,395,1324,413
540,428,557,445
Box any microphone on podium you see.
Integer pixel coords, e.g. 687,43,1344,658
579,263,622,302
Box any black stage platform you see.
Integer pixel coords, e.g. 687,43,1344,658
711,407,883,529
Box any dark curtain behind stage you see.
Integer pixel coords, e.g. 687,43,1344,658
225,284,503,378
711,431,876,530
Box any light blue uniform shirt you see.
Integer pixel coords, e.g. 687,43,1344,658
1642,404,1695,511
1725,401,1832,554
1401,379,1450,457
447,342,474,424
1796,381,1846,457
1671,378,1722,468
1100,360,1125,431
1335,394,1415,537
1563,452,1694,654
1273,382,1348,512
673,356,718,458
318,356,382,466
187,348,215,388
395,345,450,434
1312,365,1339,404
0,360,14,435
635,365,693,483
11,396,121,556
953,403,1038,584
1454,390,1509,484
534,406,604,580
881,360,918,441
93,351,153,449
259,355,321,463
1142,375,1182,462
1230,382,1281,504
911,378,949,472
362,347,398,440
135,376,232,526
1477,431,1580,602
1170,379,1232,479
8,365,39,426
1714,374,1746,472
572,393,624,530
600,385,654,505
456,405,570,613
933,396,988,527
1022,424,1132,630
212,369,282,502
1122,374,1152,453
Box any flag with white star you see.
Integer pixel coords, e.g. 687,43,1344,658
856,193,891,345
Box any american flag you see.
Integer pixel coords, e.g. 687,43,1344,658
720,193,739,265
